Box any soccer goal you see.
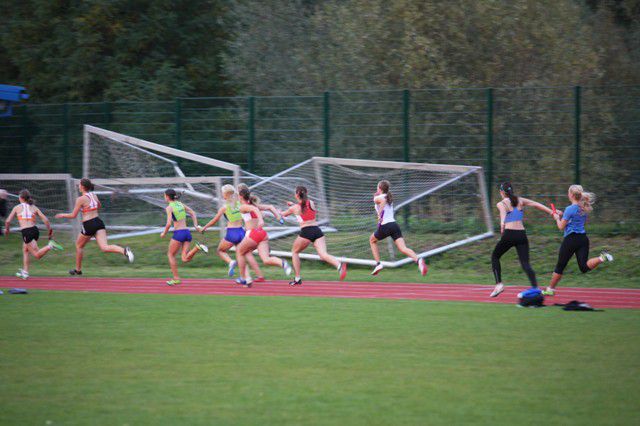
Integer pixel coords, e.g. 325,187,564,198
246,157,494,267
0,173,80,235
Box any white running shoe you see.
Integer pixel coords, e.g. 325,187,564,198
371,263,384,275
124,247,135,263
228,260,237,277
282,260,292,276
195,242,209,254
15,269,29,280
599,250,613,263
490,283,504,297
418,258,428,276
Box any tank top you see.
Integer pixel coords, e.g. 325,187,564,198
241,210,258,223
374,194,395,225
224,201,242,222
170,201,186,221
81,192,100,213
296,200,316,223
18,203,35,222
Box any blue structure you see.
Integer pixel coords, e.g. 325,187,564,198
0,85,29,118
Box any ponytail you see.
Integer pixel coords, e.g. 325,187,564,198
19,189,34,205
165,188,181,201
296,186,309,212
500,181,518,209
378,180,393,204
569,184,595,213
80,178,95,192
239,187,259,205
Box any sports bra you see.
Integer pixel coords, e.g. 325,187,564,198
241,210,258,222
17,203,36,222
81,192,100,213
503,200,524,223
170,201,187,221
296,200,316,223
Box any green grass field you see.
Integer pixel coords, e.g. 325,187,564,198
1,233,639,424
1,293,639,425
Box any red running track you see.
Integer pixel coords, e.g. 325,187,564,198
1,276,639,309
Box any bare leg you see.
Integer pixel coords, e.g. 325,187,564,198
257,241,283,267
217,240,234,264
236,238,258,280
549,272,562,289
313,237,340,269
587,256,604,270
245,252,263,277
369,233,381,263
394,238,419,262
167,240,182,280
22,244,29,272
75,234,92,271
182,243,199,262
94,230,125,255
291,237,311,278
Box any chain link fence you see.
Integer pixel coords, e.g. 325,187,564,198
1,86,638,232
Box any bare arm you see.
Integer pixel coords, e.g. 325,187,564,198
160,206,172,238
35,207,53,236
4,206,17,236
520,197,553,216
184,204,199,229
257,203,282,222
496,202,507,234
281,204,299,218
555,217,568,231
55,197,84,219
201,207,225,232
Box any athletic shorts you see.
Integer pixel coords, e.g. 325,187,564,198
81,217,106,236
21,226,39,244
299,226,324,242
172,229,193,243
374,222,403,241
248,227,267,244
224,227,246,245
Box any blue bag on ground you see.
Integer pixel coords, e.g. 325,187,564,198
518,287,544,307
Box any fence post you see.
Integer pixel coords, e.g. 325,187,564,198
574,86,581,184
62,103,70,173
21,105,29,173
323,91,330,157
485,88,494,200
247,96,255,172
402,89,410,162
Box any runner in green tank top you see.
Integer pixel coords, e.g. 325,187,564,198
160,189,209,286
201,184,264,279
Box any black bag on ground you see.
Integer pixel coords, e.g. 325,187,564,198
555,300,602,311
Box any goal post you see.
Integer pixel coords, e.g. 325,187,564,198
247,156,494,267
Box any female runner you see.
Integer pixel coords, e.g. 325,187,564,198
160,189,208,286
235,185,291,286
56,178,134,275
543,185,613,296
489,182,555,297
5,189,64,279
281,186,347,286
369,180,427,276
200,184,264,280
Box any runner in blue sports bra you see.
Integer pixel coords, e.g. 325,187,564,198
200,184,264,280
490,182,556,297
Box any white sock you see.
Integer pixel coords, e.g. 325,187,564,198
295,276,301,282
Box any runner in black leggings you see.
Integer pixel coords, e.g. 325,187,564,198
542,185,613,296
490,182,555,297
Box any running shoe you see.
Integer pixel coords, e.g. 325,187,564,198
69,269,82,276
490,283,504,298
228,260,237,277
124,247,135,263
339,263,348,281
195,242,209,254
542,288,555,296
235,278,247,285
244,278,253,288
48,239,64,251
289,278,302,286
371,263,384,275
254,276,266,283
418,258,428,276
282,260,292,276
15,269,29,280
599,249,614,263
166,279,181,286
